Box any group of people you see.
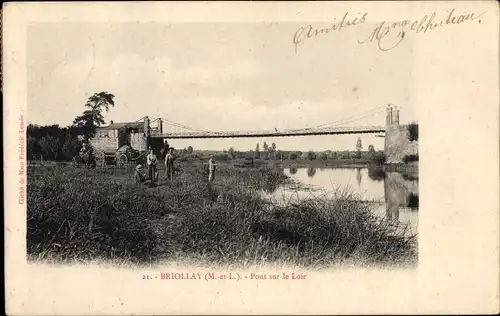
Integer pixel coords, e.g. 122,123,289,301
135,147,217,187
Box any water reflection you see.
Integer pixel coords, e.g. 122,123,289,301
368,166,386,181
266,167,419,235
356,168,362,186
307,167,316,178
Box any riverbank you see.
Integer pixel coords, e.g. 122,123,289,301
27,163,417,268
27,158,418,173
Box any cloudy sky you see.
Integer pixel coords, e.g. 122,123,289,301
27,22,416,151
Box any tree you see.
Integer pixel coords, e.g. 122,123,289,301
269,142,277,159
356,137,363,158
319,152,328,160
263,142,269,152
187,146,194,154
372,151,386,165
368,144,376,159
61,133,79,161
407,122,419,141
85,91,116,112
261,142,271,159
228,147,235,159
307,150,316,160
254,143,260,159
289,152,298,160
27,136,41,160
276,150,283,160
72,91,115,139
39,136,61,160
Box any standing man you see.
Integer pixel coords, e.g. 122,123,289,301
146,147,158,187
161,141,170,160
165,147,175,182
208,154,217,183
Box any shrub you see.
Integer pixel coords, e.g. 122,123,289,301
371,151,386,165
407,123,419,141
402,154,419,164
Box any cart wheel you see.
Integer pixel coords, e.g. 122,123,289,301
117,153,127,168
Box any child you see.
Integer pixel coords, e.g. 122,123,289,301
208,155,217,183
135,165,146,184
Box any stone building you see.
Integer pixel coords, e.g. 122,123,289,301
89,117,165,156
89,120,148,153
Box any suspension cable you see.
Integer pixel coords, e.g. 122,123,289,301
287,105,386,132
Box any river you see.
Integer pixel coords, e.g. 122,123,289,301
264,167,419,236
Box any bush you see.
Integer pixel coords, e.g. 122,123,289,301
402,154,419,164
407,123,418,142
371,151,386,165
214,152,231,161
307,151,316,160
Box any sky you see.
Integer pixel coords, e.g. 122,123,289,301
27,22,416,151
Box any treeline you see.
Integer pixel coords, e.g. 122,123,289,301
26,124,83,161
27,91,116,161
200,149,387,165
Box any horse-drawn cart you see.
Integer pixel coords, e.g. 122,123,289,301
95,145,146,168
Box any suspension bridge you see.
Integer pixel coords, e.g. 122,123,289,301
138,105,402,140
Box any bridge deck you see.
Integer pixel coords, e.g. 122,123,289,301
150,125,386,139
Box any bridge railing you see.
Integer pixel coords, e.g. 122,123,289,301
150,125,386,138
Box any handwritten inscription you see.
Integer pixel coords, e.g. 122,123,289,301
293,12,368,53
293,9,486,52
359,8,486,51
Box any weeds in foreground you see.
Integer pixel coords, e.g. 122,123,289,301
27,164,417,267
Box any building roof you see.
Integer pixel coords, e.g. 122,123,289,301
97,122,144,131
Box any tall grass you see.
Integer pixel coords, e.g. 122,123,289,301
27,164,417,268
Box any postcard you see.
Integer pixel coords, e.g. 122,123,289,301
3,1,499,315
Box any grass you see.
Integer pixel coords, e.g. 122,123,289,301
27,163,417,268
